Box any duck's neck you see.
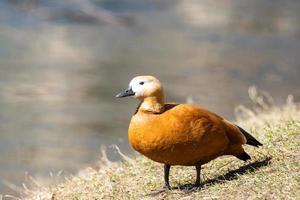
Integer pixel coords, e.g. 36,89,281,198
139,95,165,114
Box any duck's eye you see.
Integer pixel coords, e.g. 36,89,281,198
139,81,144,85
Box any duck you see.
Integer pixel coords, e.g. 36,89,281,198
116,75,262,190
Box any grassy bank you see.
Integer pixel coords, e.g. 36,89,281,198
23,96,299,200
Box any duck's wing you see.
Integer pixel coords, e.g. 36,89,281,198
215,114,262,147
170,104,248,146
222,119,248,145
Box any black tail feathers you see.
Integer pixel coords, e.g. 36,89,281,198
237,125,263,147
236,152,251,161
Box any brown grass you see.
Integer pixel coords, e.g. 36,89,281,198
22,93,300,200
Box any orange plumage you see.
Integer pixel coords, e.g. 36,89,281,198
117,75,262,189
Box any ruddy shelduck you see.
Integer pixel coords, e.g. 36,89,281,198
116,76,262,190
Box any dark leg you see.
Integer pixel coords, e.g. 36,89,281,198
194,164,201,187
163,164,171,190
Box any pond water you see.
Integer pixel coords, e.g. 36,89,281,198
0,0,299,195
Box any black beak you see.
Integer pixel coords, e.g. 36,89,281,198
116,87,135,98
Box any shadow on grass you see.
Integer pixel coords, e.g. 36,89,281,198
147,157,272,196
203,157,272,186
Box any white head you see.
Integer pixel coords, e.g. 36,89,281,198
116,75,164,100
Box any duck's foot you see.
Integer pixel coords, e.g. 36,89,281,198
194,181,201,188
179,183,202,191
189,181,202,190
163,184,171,191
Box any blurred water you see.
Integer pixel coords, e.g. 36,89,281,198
0,0,299,195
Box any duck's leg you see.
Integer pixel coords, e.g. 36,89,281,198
194,164,201,187
163,164,171,190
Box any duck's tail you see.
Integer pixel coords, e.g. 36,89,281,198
237,125,263,147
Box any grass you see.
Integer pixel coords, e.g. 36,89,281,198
21,93,300,200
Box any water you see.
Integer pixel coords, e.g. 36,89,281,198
0,0,299,195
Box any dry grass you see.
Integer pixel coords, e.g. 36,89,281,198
22,92,300,200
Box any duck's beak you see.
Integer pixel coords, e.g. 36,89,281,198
116,87,135,98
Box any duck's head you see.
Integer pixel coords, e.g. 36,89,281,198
116,75,165,113
116,76,164,100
